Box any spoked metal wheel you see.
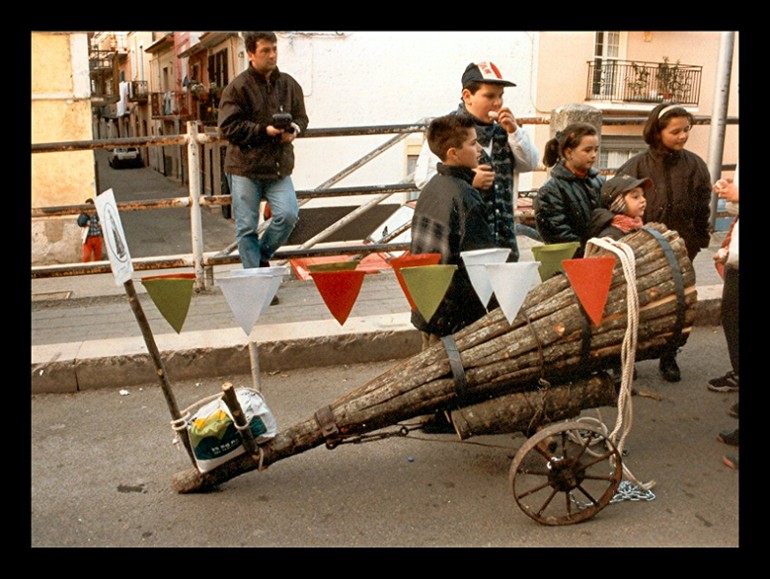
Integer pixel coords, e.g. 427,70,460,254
509,421,623,526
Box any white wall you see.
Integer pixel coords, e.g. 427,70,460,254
273,31,539,202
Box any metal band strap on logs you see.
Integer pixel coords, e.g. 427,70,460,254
441,335,470,408
315,405,341,449
642,226,686,347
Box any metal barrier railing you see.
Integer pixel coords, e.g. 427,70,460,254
31,121,430,290
31,115,738,290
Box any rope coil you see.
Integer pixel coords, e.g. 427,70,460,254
583,237,655,492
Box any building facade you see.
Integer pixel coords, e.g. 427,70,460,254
31,31,739,265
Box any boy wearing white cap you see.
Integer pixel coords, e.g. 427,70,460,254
414,61,539,263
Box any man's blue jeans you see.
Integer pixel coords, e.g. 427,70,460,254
228,174,299,269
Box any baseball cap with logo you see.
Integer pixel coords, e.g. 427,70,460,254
461,61,516,88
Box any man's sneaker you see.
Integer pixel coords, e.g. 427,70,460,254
717,428,739,446
708,371,739,393
270,294,280,306
728,402,739,419
658,354,681,382
722,454,739,470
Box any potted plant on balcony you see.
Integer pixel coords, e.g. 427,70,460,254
626,62,651,101
189,81,206,101
656,57,687,102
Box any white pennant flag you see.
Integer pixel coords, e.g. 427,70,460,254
461,248,511,309
219,268,287,335
229,267,289,314
484,262,540,324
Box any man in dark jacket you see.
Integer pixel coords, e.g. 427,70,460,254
218,31,309,272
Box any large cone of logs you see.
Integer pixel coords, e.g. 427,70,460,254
173,223,695,493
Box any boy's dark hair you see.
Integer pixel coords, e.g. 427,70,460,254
426,114,476,161
642,103,694,148
542,122,599,167
243,31,277,53
462,81,483,94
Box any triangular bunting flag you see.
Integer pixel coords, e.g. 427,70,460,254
399,264,456,323
219,270,284,335
484,262,540,324
461,247,511,309
229,266,289,314
389,253,441,310
531,241,581,282
306,260,359,273
310,269,367,325
140,273,196,334
562,257,616,326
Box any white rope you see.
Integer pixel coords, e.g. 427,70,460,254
584,237,655,491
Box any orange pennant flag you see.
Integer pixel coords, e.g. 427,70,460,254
389,253,441,310
562,257,616,326
310,269,367,325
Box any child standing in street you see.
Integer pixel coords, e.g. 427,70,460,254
534,123,605,258
414,61,539,264
410,114,498,347
709,170,739,469
616,103,712,383
77,198,103,262
591,174,653,240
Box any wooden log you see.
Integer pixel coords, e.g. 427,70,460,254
450,373,617,440
171,223,695,493
220,382,258,458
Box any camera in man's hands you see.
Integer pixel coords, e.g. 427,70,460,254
272,112,294,132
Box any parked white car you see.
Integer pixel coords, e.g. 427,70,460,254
108,147,143,168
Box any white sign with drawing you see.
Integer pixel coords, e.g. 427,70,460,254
94,188,133,285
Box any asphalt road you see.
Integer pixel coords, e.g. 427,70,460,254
31,325,741,548
30,149,744,551
94,148,236,259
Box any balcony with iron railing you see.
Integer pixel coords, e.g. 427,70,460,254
129,81,149,103
586,59,702,106
150,91,193,119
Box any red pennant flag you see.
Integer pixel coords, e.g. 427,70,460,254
310,270,367,325
389,253,441,310
562,257,616,326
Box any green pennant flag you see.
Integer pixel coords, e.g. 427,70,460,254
531,241,580,282
140,273,196,334
306,260,360,273
399,264,457,323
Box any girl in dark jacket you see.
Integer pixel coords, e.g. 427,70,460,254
616,104,711,262
616,103,712,383
534,123,605,258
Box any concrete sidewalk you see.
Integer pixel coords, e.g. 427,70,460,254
31,235,726,394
